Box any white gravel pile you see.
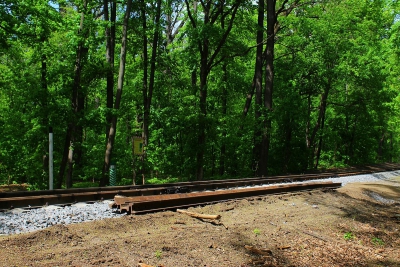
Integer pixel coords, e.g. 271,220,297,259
305,170,400,186
1,170,399,236
0,201,124,236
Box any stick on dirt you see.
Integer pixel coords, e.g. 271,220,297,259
298,229,329,242
176,209,221,220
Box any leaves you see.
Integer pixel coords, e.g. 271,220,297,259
0,0,399,186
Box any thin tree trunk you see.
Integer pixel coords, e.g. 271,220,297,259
41,37,49,175
377,130,385,161
314,110,326,169
242,75,256,118
104,0,116,145
194,0,210,181
141,0,149,148
254,0,264,176
100,0,132,186
305,85,330,169
67,1,87,188
314,82,331,169
143,0,162,147
219,63,228,176
282,118,292,173
347,118,358,164
185,0,240,180
390,132,393,162
258,0,275,176
196,45,208,180
138,0,149,183
59,2,88,188
57,124,72,189
67,141,73,188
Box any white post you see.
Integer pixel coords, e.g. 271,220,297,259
49,127,54,190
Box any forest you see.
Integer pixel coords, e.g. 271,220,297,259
0,0,400,189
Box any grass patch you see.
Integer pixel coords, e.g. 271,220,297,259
371,237,384,246
72,181,99,188
147,177,179,184
155,250,162,259
253,228,261,236
344,232,354,241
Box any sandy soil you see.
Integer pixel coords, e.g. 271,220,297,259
0,179,399,267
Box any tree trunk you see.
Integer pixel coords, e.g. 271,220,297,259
242,75,256,118
100,0,132,187
219,63,228,176
141,0,148,147
104,0,116,146
314,108,326,169
67,141,73,188
143,0,162,147
305,85,330,169
185,0,240,180
377,130,385,161
282,118,292,173
40,37,49,176
390,132,393,162
196,46,208,180
57,124,72,189
347,117,358,164
67,2,87,188
258,0,276,176
58,2,88,188
253,0,264,177
187,0,210,181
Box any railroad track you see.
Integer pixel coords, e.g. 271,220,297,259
112,181,342,214
1,163,399,211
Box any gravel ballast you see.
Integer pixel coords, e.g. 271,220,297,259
1,170,399,236
0,201,124,236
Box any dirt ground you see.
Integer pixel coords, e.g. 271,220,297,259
0,179,399,267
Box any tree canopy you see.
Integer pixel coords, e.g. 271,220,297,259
1,0,399,188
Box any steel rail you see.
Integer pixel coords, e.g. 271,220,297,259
0,163,398,210
0,171,378,209
1,163,399,198
112,181,342,214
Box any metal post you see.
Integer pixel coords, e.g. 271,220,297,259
110,164,116,186
49,127,54,190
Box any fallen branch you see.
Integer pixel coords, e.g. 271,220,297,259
277,245,291,250
138,263,165,267
209,220,228,230
177,209,221,220
219,206,235,212
298,229,329,242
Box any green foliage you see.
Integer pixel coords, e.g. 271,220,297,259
0,0,399,188
72,181,99,188
147,177,180,185
27,182,48,191
344,232,354,241
371,237,384,246
154,250,162,259
118,178,133,186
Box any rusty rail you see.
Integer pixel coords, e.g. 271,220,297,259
1,163,399,210
112,181,342,214
2,163,399,199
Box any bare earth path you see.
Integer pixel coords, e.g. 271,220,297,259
0,179,399,267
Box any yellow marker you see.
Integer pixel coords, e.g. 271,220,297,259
133,137,145,155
